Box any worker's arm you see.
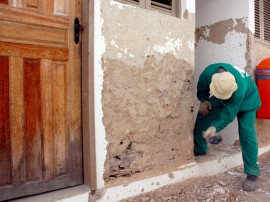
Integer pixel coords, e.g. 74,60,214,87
210,94,243,132
197,71,213,115
197,71,211,102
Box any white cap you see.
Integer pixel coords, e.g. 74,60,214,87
210,72,238,100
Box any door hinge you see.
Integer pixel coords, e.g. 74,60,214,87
74,17,83,44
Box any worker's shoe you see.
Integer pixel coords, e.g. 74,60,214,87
242,174,258,191
194,151,206,156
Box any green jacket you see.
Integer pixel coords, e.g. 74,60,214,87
197,63,261,132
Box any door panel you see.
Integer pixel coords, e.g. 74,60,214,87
0,41,68,60
24,0,40,9
0,0,8,5
10,56,25,185
52,62,67,175
0,0,82,200
40,59,55,181
0,56,11,186
24,58,42,182
0,20,68,47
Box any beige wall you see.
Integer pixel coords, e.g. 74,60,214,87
252,40,270,146
100,1,196,182
253,41,270,66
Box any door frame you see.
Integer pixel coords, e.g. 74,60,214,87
81,0,97,191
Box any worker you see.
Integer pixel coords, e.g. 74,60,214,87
193,63,261,191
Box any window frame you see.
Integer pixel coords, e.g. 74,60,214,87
255,0,270,45
115,0,179,17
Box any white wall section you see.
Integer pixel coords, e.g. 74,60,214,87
95,0,107,189
196,0,251,28
182,0,195,14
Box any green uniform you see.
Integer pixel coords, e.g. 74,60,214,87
194,63,261,176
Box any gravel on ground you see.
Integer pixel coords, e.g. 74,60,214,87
122,150,270,202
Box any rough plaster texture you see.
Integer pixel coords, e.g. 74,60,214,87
100,0,196,182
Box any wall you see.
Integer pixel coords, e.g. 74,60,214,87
94,0,107,189
195,0,254,145
94,0,196,187
252,41,270,66
252,40,270,146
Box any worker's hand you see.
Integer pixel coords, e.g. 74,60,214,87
199,101,212,115
204,126,216,140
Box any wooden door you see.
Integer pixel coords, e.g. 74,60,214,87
0,0,83,201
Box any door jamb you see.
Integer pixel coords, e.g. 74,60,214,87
81,0,97,191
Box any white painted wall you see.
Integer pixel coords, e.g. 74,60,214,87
196,0,254,31
94,0,107,189
180,0,195,18
195,0,254,145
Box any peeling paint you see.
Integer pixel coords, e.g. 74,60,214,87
153,37,182,55
188,40,195,51
196,18,248,44
203,27,210,37
101,0,195,68
117,52,122,58
195,17,251,85
196,31,248,73
129,53,134,58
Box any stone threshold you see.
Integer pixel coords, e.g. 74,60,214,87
10,185,90,202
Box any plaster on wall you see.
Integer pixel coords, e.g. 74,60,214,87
102,56,195,180
100,0,196,182
103,1,194,68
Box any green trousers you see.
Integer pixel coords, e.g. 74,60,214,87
194,97,260,176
